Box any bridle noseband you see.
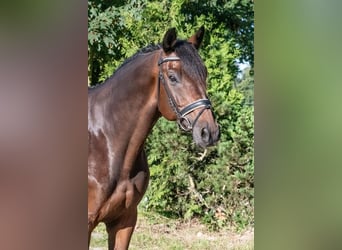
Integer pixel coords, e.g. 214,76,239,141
158,54,212,132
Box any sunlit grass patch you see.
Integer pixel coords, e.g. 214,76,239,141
90,211,253,250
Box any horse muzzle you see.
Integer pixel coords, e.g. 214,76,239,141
192,119,220,148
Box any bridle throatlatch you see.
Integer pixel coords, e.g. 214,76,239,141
158,55,212,132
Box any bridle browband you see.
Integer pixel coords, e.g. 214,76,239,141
158,54,212,132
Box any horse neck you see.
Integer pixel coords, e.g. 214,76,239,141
94,51,160,175
111,51,160,124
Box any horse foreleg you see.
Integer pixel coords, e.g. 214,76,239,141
106,208,137,250
88,176,105,248
88,211,100,247
88,226,93,248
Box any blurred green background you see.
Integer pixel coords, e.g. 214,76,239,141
256,0,342,249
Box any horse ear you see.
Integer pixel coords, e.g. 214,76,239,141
188,26,205,50
162,28,177,53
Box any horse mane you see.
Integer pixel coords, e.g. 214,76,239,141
88,44,161,89
89,39,206,89
115,44,162,73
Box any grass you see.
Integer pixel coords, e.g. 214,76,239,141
89,211,254,250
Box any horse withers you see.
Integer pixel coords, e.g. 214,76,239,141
88,26,219,249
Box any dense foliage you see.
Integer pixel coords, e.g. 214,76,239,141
88,0,254,231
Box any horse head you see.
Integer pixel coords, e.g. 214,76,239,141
157,27,220,148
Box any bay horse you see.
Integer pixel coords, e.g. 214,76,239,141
88,27,220,249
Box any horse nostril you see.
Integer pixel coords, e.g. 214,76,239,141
201,127,210,143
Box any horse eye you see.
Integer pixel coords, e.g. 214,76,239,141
168,74,178,83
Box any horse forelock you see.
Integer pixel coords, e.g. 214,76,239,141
173,40,207,84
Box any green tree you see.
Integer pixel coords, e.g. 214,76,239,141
88,0,147,84
235,66,254,106
88,0,254,84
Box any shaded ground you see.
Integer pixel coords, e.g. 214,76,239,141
90,212,254,250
